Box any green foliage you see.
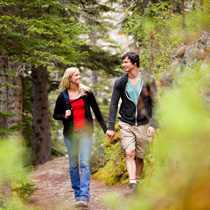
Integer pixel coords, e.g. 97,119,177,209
11,180,39,200
93,124,156,186
93,125,128,185
0,112,18,119
0,139,21,183
0,0,87,66
0,197,41,210
78,45,121,76
122,1,210,77
94,143,128,186
0,82,20,89
0,138,39,209
0,123,25,135
124,2,179,75
0,138,33,183
94,126,107,146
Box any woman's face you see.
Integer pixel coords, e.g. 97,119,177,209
70,69,81,85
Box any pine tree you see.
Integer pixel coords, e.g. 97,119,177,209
0,0,86,164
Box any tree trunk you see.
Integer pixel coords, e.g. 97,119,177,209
7,61,23,136
0,55,8,136
31,65,51,165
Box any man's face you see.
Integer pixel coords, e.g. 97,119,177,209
122,57,136,72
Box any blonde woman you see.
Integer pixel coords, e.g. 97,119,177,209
53,67,107,208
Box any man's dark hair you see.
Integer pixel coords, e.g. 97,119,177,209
121,52,140,68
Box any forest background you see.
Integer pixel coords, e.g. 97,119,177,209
0,0,210,209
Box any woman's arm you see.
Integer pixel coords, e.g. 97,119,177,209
88,92,107,133
107,79,121,131
53,94,66,120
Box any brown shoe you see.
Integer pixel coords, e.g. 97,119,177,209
77,199,89,208
75,199,80,208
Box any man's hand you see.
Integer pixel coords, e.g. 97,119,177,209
147,126,155,137
65,109,72,119
105,130,115,140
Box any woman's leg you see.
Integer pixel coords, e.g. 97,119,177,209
64,136,81,200
79,134,93,201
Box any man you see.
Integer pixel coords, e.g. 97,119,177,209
106,52,158,197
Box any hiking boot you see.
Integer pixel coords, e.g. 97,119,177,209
124,183,138,198
77,199,89,208
75,199,80,208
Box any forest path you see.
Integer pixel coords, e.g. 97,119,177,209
28,156,127,210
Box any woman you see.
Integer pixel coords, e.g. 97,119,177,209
53,67,107,208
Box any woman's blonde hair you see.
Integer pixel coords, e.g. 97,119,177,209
59,67,92,94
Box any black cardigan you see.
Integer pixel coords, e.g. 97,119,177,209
108,71,158,130
53,89,107,139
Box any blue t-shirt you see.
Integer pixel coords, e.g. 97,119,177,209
126,75,141,105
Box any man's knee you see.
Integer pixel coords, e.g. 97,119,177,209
126,149,135,159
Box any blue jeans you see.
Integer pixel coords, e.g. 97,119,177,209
64,133,93,201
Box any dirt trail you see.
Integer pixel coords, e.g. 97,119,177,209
28,156,127,210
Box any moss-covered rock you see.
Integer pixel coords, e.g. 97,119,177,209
93,124,129,185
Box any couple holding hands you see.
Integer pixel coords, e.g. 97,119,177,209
53,52,158,208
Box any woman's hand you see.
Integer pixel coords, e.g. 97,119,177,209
105,130,115,140
65,110,72,119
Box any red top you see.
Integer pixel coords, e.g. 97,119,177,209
70,98,86,130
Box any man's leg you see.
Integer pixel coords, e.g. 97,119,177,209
124,149,138,197
126,149,136,181
134,123,151,183
118,121,137,197
136,157,144,182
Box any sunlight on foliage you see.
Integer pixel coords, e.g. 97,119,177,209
0,197,41,210
0,138,22,184
0,138,39,210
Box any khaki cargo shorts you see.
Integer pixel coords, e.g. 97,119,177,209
118,121,152,159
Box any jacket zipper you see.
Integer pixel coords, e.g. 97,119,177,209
125,77,143,126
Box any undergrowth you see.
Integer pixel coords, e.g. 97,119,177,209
93,125,156,185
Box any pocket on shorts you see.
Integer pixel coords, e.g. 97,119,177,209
146,136,152,143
